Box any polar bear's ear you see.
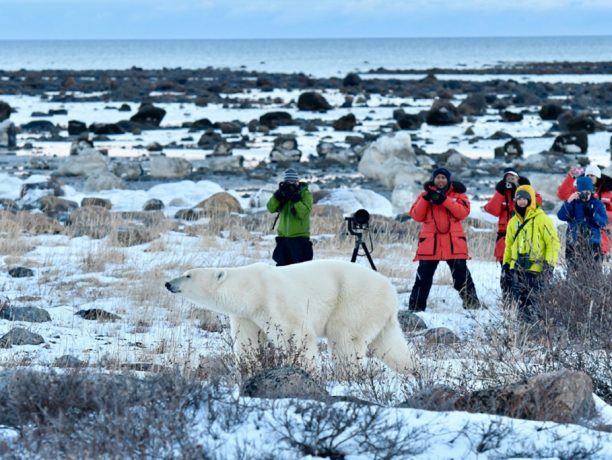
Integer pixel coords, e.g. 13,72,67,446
216,270,226,282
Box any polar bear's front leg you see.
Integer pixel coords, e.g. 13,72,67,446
229,315,264,360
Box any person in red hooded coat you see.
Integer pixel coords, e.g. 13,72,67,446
408,168,481,312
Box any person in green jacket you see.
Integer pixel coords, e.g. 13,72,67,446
503,184,560,321
266,168,313,266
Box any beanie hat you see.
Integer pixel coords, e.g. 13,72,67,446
283,168,299,182
432,167,451,181
584,164,601,179
503,167,519,178
576,176,593,192
514,189,531,205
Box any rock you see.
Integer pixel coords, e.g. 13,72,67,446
148,155,192,178
400,385,461,411
130,103,166,126
19,178,65,203
297,91,332,112
55,149,109,176
315,141,357,165
358,132,425,189
0,100,11,121
444,150,470,168
259,111,293,129
396,112,423,130
111,159,143,180
195,192,242,215
270,135,302,162
397,311,427,333
0,199,18,211
189,118,214,130
424,327,460,346
539,102,565,120
455,370,595,423
0,119,17,148
36,196,79,218
8,267,35,278
241,367,328,400
496,138,524,159
69,138,95,155
0,327,44,346
551,131,588,154
458,94,487,116
0,306,51,323
342,72,362,87
201,154,244,173
21,120,60,133
217,121,242,134
143,198,164,211
174,208,204,221
65,206,113,239
426,99,463,126
67,120,88,136
54,355,86,368
112,225,158,247
118,103,131,112
89,122,124,135
84,171,126,192
333,113,357,131
81,197,112,209
212,140,232,156
559,113,596,133
501,110,524,122
75,309,121,321
197,131,224,149
146,141,163,152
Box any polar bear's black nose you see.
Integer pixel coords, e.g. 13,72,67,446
165,282,175,292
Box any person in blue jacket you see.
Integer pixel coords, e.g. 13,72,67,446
557,176,609,275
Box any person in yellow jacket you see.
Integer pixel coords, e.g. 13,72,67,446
503,184,560,321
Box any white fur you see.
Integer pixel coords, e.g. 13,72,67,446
166,260,418,374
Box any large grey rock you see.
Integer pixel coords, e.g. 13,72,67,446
426,99,463,125
84,171,126,192
241,367,328,400
270,135,302,162
149,155,192,178
397,311,427,333
297,91,332,112
0,306,51,323
130,103,166,126
201,154,244,173
424,327,461,346
195,192,242,215
111,159,143,180
55,150,109,176
75,309,121,321
0,327,44,346
8,267,35,278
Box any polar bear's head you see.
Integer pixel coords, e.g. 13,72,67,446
165,268,228,307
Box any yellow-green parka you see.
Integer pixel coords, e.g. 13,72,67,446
503,184,560,272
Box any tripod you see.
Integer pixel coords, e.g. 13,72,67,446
350,231,377,271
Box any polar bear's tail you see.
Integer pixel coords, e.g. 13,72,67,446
370,315,419,374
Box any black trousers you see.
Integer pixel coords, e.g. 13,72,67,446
408,259,479,311
511,270,543,322
500,262,513,299
272,236,313,266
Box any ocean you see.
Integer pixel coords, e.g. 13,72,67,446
1,36,612,76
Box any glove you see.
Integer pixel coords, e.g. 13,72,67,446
423,190,433,202
290,192,301,203
502,263,511,272
429,191,446,205
274,189,288,203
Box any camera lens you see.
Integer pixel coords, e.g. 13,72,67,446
353,209,370,225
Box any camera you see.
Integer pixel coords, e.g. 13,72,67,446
579,191,591,202
516,253,531,270
279,181,298,194
345,208,370,236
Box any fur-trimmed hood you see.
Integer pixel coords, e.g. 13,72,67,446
424,180,466,194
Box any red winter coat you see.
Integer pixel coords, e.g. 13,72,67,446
410,181,471,261
557,173,612,254
484,177,543,261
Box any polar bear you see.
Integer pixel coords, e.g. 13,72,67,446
165,260,418,374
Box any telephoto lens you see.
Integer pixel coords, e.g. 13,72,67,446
353,209,370,226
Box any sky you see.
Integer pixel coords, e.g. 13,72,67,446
0,0,611,39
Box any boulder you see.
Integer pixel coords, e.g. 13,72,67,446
0,119,17,148
201,154,244,173
240,367,327,400
55,150,109,176
539,102,565,120
297,91,332,112
19,178,65,205
495,138,523,159
67,120,88,136
112,225,158,247
36,196,79,218
426,99,463,126
501,110,524,122
458,94,488,116
259,111,293,129
75,309,121,321
424,327,461,346
130,103,166,126
342,72,362,87
84,171,126,192
397,311,427,333
0,327,44,346
110,159,143,180
551,131,588,154
81,197,112,209
396,112,423,130
8,267,35,278
195,192,242,215
54,355,86,368
212,140,233,156
333,113,357,131
148,155,192,178
0,100,11,121
89,123,124,135
217,121,242,134
143,198,164,211
315,141,357,165
21,120,60,134
69,138,95,155
65,206,114,239
270,135,302,162
0,306,51,323
559,112,596,133
197,131,224,149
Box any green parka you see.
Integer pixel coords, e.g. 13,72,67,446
503,185,560,272
266,183,313,237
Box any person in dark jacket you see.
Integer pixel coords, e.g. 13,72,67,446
557,176,609,275
408,167,481,311
266,168,313,266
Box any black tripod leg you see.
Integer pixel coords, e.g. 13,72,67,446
361,242,377,271
351,244,360,262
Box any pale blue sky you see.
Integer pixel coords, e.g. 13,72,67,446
0,0,611,39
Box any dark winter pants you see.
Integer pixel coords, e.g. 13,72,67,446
511,269,543,322
408,259,479,311
500,262,513,299
272,236,313,266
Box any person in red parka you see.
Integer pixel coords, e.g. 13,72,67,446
557,164,612,255
408,167,481,312
484,167,542,298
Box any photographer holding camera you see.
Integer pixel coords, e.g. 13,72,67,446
484,167,542,300
407,167,481,312
557,164,612,256
266,168,313,266
503,185,560,321
557,176,608,276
